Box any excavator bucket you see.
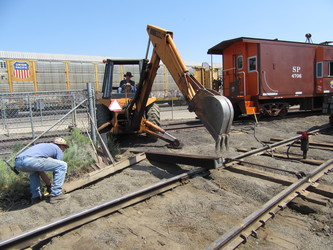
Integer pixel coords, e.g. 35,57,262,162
189,89,234,152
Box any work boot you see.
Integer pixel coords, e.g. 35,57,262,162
49,193,70,204
30,196,43,205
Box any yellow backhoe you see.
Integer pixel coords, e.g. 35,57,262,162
96,25,234,151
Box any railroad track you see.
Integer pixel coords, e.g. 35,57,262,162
161,120,203,131
0,131,71,156
0,167,210,249
206,125,332,249
0,124,332,249
208,159,333,249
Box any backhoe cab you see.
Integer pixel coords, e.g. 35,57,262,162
97,59,181,148
96,25,234,152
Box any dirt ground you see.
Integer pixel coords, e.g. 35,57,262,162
0,110,332,249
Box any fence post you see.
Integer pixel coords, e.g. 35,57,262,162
87,83,97,144
171,97,174,120
71,93,77,127
0,96,9,135
28,95,35,139
38,98,44,126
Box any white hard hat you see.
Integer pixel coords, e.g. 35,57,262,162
54,137,68,147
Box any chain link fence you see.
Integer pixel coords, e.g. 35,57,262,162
0,84,96,157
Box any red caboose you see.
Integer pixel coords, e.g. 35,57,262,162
208,38,333,116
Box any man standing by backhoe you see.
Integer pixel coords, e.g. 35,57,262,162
15,138,69,204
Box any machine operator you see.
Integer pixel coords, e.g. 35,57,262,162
118,72,136,93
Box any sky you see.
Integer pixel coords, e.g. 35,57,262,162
1,0,332,64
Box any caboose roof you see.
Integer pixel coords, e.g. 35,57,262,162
207,37,332,55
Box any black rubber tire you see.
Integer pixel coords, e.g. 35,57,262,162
329,115,333,127
145,102,160,126
96,104,114,134
145,103,160,140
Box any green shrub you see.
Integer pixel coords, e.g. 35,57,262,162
11,142,25,153
107,133,121,157
63,128,95,178
63,143,95,177
0,142,30,202
67,127,90,146
0,160,30,204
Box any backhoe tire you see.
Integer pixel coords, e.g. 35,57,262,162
96,104,113,134
145,102,160,126
145,103,160,140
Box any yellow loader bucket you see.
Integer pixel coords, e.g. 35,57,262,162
190,89,234,152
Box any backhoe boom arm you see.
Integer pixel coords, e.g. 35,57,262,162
146,25,234,151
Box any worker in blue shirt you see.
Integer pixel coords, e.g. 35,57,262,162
117,72,136,93
15,138,69,204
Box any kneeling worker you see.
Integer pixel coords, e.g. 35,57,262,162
15,138,69,204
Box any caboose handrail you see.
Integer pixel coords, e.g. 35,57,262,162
237,71,246,96
222,67,236,72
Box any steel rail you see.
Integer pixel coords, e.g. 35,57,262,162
0,167,207,249
162,120,203,131
270,138,333,148
161,119,201,126
0,131,71,144
225,124,330,164
231,159,305,178
163,124,204,131
0,89,87,96
269,138,333,151
207,158,333,250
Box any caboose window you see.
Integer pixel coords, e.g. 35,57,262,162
329,61,333,77
237,56,243,69
316,62,323,78
248,56,257,72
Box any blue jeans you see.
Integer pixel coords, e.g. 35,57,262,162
15,156,67,198
117,87,136,93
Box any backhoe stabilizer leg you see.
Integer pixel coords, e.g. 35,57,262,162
190,89,234,152
143,119,183,148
